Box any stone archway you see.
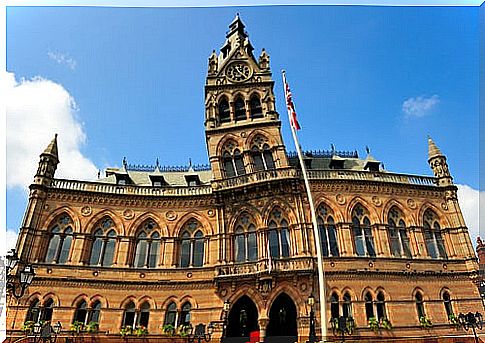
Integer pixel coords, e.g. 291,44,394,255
265,293,298,342
226,295,259,340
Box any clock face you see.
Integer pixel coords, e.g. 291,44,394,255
226,62,252,82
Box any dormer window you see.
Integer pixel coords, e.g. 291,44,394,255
115,173,131,185
149,175,167,187
329,157,345,170
185,175,200,186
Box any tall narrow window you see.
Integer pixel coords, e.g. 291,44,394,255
123,302,136,328
234,96,246,121
89,217,117,267
423,209,447,259
90,301,101,324
74,300,88,324
179,221,205,268
388,219,401,257
138,302,150,327
231,213,258,263
218,97,230,123
388,207,412,258
179,302,191,326
317,205,339,257
26,299,41,323
376,292,386,320
222,141,246,178
164,302,177,326
352,205,375,257
342,293,352,319
330,293,339,319
442,291,453,317
364,292,374,320
223,152,236,178
267,208,291,259
42,299,54,322
249,94,263,118
415,292,425,319
251,143,275,171
134,220,160,268
45,214,73,264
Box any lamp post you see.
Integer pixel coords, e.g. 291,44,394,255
188,323,214,343
221,300,230,340
307,294,317,343
458,312,483,343
33,321,62,343
330,316,355,343
6,249,36,299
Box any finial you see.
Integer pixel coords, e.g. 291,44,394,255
156,158,160,167
122,157,127,170
97,170,100,179
331,144,335,154
189,158,192,167
427,135,443,160
365,146,370,155
42,134,59,161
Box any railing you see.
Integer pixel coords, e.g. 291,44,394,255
51,179,213,196
287,149,359,159
306,170,437,186
212,167,298,190
215,257,314,278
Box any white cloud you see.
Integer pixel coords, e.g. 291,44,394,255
47,51,77,70
6,71,98,190
456,184,481,249
402,94,439,117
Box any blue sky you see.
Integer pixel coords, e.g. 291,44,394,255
5,5,480,241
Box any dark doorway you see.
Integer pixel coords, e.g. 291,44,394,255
265,293,297,342
226,295,259,340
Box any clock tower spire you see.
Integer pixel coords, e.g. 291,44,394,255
205,15,288,180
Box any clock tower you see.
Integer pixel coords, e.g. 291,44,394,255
205,14,289,180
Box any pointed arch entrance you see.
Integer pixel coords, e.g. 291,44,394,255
266,293,298,342
226,295,259,339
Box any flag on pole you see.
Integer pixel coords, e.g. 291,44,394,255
284,80,301,130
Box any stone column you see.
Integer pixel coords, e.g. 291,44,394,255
258,317,269,342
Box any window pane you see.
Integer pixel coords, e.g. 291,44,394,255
352,220,365,256
58,235,72,264
376,293,386,320
252,152,264,171
89,238,103,265
234,153,246,176
364,227,376,257
135,240,148,268
180,303,191,326
250,96,263,118
328,224,339,257
330,294,339,319
123,311,135,327
42,300,54,322
269,230,279,258
139,312,150,327
343,294,352,318
235,234,245,263
193,238,204,267
165,303,177,325
281,228,290,258
90,302,101,323
424,229,437,258
365,293,374,320
180,240,190,267
234,97,246,120
318,221,329,257
219,99,230,123
46,235,60,262
435,231,447,259
102,238,116,267
148,241,160,268
247,232,258,261
224,158,236,178
263,150,275,170
400,229,412,258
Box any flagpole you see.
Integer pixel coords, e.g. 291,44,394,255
282,70,327,342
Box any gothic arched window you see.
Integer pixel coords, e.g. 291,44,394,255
90,300,101,324
179,221,205,268
218,97,230,123
249,94,263,118
42,298,54,322
251,138,275,172
234,96,246,121
234,213,258,263
442,291,453,318
134,220,161,268
268,208,290,259
388,207,412,258
317,205,339,257
122,301,136,328
45,214,74,264
364,292,374,321
376,292,386,320
222,141,246,178
138,302,150,327
330,293,339,319
415,292,425,319
179,302,191,326
74,300,88,324
89,217,117,267
342,292,352,319
164,302,177,326
351,205,375,257
26,299,41,323
423,209,447,259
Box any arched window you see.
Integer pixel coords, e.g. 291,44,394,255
342,292,352,319
122,301,136,328
222,141,246,178
415,292,425,319
251,142,275,171
423,209,447,259
234,213,258,263
268,208,290,259
26,299,41,323
330,293,339,319
317,205,339,257
388,207,412,258
90,301,101,324
89,217,117,267
351,205,375,257
249,94,263,118
42,299,54,322
234,96,246,121
179,302,191,326
164,302,177,326
138,302,150,327
442,291,453,318
218,97,230,123
364,292,374,320
45,214,74,264
74,300,88,324
179,221,205,268
376,292,386,320
134,220,161,268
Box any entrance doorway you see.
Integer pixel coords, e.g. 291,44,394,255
265,293,298,343
225,295,259,342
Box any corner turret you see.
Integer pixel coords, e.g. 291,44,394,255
427,136,453,186
34,134,59,187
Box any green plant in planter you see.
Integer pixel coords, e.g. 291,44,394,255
368,317,380,333
119,325,132,337
419,316,433,329
177,324,192,337
70,321,84,333
85,321,99,333
380,317,393,331
162,324,175,337
448,313,460,329
21,321,35,335
134,326,148,337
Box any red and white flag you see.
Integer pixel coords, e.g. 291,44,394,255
284,81,301,130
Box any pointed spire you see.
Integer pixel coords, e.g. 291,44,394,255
42,134,59,162
227,13,247,38
428,135,443,161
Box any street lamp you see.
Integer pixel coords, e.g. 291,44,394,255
330,316,355,343
307,294,317,343
188,323,214,343
221,300,230,340
32,321,62,343
458,312,483,343
6,249,36,299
